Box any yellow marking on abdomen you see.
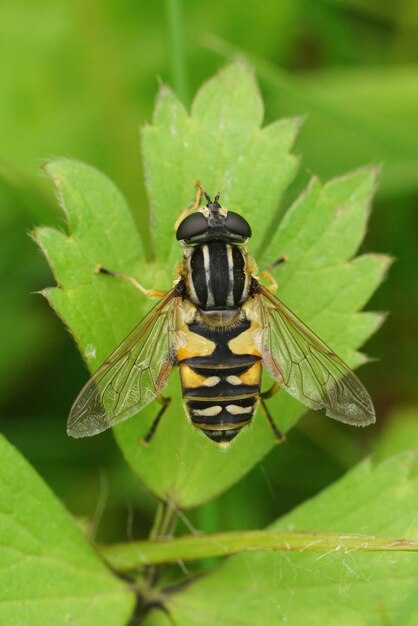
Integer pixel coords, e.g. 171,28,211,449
226,375,241,385
178,366,222,390
193,406,222,417
202,376,221,387
226,405,254,415
228,319,262,357
183,392,258,402
240,361,262,386
176,324,216,362
179,365,207,388
196,419,251,431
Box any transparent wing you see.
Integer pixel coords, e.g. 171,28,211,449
68,290,179,438
256,285,375,426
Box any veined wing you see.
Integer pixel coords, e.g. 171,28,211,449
68,289,179,438
256,285,375,426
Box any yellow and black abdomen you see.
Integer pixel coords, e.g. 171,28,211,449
177,317,262,444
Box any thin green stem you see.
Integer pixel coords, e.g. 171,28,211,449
196,500,221,571
164,0,190,106
149,501,166,541
144,499,178,585
101,530,418,572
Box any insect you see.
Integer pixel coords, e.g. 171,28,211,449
68,183,375,446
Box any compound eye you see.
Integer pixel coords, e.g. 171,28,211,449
176,212,208,241
225,211,252,239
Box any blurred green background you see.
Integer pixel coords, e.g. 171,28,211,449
1,0,417,543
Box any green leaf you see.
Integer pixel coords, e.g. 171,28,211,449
252,167,390,435
0,434,135,626
142,60,300,263
375,406,418,461
158,453,418,626
207,39,418,197
265,168,390,363
34,63,388,509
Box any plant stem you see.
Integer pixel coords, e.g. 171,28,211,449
101,529,418,572
144,499,178,585
164,0,190,106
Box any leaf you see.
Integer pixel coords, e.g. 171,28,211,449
207,39,418,197
0,434,135,626
33,159,151,371
158,453,418,626
142,60,300,263
374,406,418,461
0,189,52,403
34,63,388,509
265,168,390,362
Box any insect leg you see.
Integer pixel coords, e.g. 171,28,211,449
96,265,167,298
260,256,288,293
173,179,204,230
261,382,280,399
268,255,288,269
140,395,172,446
260,270,278,293
260,383,285,443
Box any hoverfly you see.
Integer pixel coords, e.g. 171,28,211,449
68,183,375,445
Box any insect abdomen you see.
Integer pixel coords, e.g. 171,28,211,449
177,317,262,444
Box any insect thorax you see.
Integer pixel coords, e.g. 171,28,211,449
183,242,250,312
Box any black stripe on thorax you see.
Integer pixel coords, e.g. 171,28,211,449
188,242,247,310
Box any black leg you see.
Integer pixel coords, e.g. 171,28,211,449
269,255,288,268
141,396,171,446
96,265,167,298
260,383,285,443
260,382,280,399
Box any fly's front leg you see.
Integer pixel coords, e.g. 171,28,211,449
96,265,167,298
261,256,288,293
173,179,204,231
260,383,285,444
268,255,288,269
261,270,278,293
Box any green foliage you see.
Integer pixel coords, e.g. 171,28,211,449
10,61,414,626
0,4,417,623
209,39,418,197
34,63,388,511
156,454,418,626
142,62,299,264
0,434,135,626
375,406,418,461
1,0,416,442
